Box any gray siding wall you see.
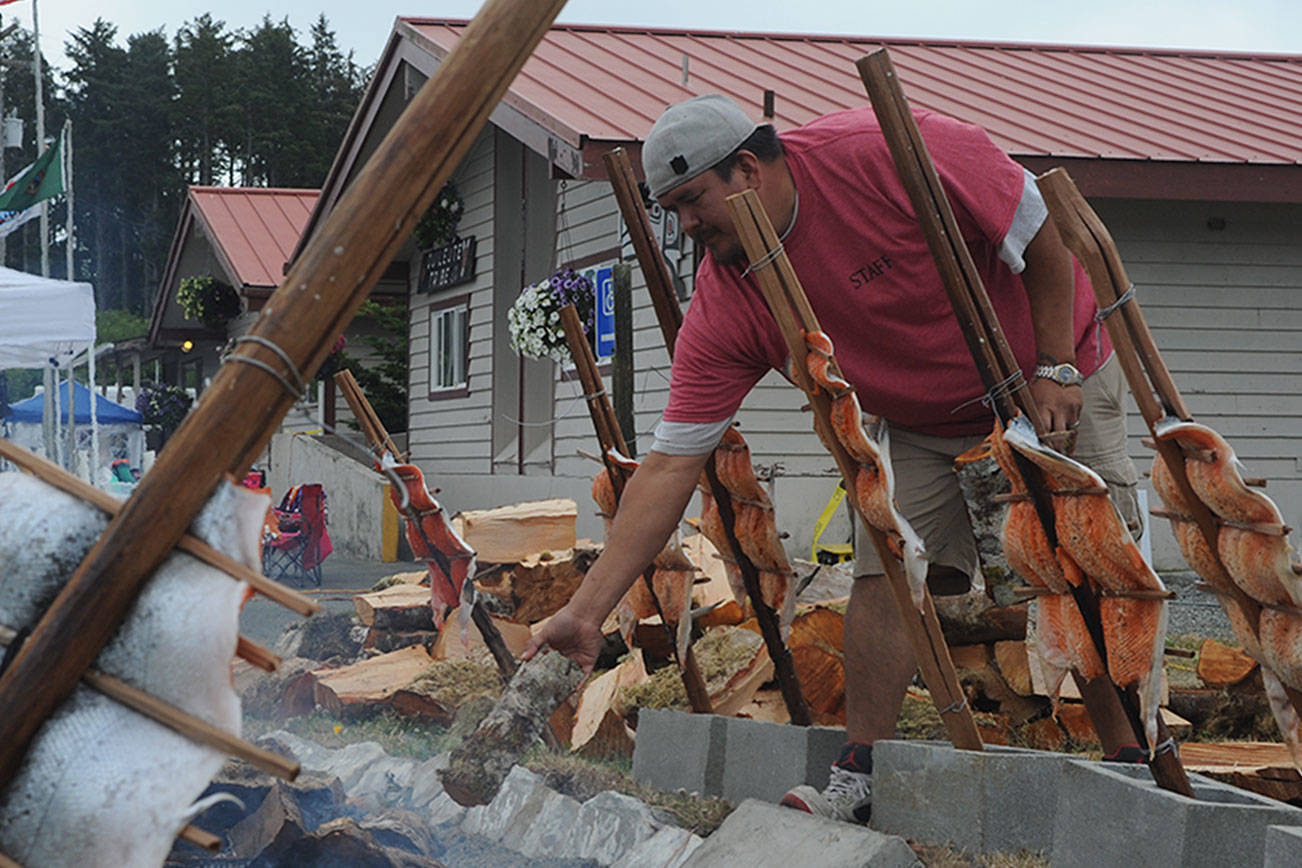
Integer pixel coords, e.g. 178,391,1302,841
1094,198,1302,568
408,126,497,475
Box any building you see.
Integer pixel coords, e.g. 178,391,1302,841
300,21,1302,568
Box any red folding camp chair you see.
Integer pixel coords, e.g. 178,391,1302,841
262,483,333,587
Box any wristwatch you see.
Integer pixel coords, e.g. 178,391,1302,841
1034,361,1084,387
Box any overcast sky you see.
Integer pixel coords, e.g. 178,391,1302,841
5,0,1300,75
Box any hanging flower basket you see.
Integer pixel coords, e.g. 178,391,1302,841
176,274,242,329
135,382,193,445
412,181,465,251
506,267,595,362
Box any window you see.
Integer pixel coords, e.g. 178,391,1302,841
429,298,468,397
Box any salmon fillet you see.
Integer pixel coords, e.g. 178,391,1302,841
805,330,928,607
1004,414,1167,746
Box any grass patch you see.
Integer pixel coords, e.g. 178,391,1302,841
243,709,452,759
523,750,733,837
618,627,763,713
408,659,503,708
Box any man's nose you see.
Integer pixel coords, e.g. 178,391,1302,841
678,207,700,235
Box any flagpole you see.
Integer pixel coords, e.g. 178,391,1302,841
32,0,45,277
64,119,71,279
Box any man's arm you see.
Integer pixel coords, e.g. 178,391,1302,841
1019,217,1083,433
523,448,711,671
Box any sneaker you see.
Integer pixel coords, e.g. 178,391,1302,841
779,764,872,823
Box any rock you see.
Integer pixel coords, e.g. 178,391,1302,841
611,825,703,868
261,816,446,867
427,792,468,828
681,799,921,867
461,766,580,845
565,791,663,864
274,610,365,662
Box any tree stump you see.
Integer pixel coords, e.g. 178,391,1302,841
439,650,584,806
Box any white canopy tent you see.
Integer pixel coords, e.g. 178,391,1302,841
0,266,99,477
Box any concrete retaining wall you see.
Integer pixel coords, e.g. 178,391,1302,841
267,432,394,561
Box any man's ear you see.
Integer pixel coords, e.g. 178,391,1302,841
735,150,764,188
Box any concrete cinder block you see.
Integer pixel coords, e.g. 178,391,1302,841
1264,825,1302,868
720,717,845,804
1053,760,1302,868
632,709,728,797
681,799,921,868
633,710,846,804
872,740,1066,854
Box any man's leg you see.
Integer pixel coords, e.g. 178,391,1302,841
782,425,982,821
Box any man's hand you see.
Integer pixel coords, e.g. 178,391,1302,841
522,605,605,674
1029,377,1082,432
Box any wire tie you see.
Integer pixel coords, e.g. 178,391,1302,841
225,335,308,401
938,696,968,715
1152,736,1178,757
740,242,785,278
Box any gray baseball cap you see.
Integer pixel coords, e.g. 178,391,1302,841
642,94,759,200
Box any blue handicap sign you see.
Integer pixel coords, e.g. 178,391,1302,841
595,266,615,358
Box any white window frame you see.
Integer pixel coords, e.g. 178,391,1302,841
429,299,468,394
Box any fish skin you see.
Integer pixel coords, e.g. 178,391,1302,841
1262,667,1302,772
1219,527,1302,608
715,427,767,502
0,474,260,867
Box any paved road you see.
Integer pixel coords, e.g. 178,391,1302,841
240,556,423,648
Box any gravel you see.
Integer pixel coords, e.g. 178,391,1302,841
1161,571,1235,642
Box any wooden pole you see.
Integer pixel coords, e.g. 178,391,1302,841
0,0,569,789
602,147,813,725
726,189,983,750
558,304,713,714
858,49,1191,793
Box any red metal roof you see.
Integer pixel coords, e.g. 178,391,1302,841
400,20,1302,166
189,187,319,289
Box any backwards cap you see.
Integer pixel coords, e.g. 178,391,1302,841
642,94,759,200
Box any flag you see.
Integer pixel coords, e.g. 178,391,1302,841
0,205,39,238
0,135,63,213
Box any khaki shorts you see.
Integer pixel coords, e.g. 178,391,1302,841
854,354,1140,579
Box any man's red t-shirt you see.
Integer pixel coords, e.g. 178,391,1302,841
658,107,1109,446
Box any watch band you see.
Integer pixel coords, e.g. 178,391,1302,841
1034,362,1083,387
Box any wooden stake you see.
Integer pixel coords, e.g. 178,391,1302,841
334,369,403,460
0,437,319,618
0,0,569,789
602,147,812,725
857,49,1191,789
726,189,982,750
558,305,713,714
178,825,221,853
236,636,281,673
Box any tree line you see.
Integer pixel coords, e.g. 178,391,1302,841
0,12,368,313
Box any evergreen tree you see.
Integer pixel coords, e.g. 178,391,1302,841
65,19,129,306
233,16,313,187
173,14,237,186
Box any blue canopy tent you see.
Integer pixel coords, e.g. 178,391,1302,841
4,381,144,485
7,380,141,425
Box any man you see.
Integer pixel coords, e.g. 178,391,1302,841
525,94,1139,823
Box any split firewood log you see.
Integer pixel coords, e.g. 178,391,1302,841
311,645,434,718
508,541,601,623
1197,639,1259,688
452,499,578,564
354,584,436,631
570,655,648,759
431,613,532,664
